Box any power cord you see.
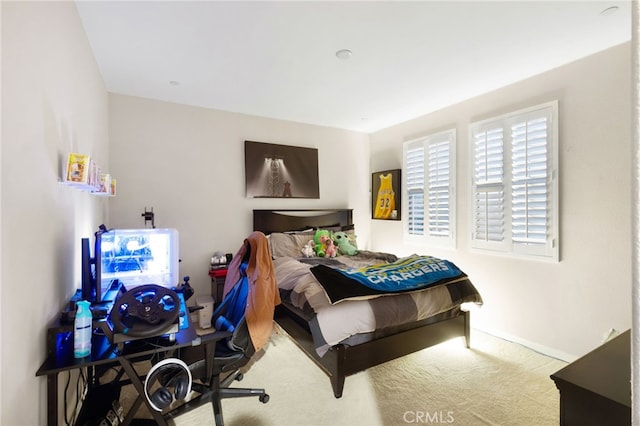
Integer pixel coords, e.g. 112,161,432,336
63,367,88,426
63,370,72,426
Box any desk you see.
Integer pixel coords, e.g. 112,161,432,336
36,311,226,425
550,330,631,426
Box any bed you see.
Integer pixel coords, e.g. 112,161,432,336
253,209,483,398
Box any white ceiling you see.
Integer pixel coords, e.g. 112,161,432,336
75,1,631,133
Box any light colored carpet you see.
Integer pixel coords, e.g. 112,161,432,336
169,325,567,426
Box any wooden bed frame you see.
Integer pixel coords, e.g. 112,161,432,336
253,209,471,398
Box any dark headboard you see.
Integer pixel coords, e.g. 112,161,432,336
253,209,353,234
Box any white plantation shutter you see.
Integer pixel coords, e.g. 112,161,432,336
470,101,558,260
406,144,425,235
404,129,455,248
511,113,550,248
428,140,451,237
472,127,506,248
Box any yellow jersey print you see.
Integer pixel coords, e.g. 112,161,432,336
374,173,396,219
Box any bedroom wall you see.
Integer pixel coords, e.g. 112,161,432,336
1,2,109,425
368,42,632,360
107,94,371,299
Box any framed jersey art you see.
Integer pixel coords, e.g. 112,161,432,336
372,169,401,220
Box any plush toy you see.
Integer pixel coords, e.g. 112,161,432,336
313,229,337,258
333,231,358,256
301,240,315,258
325,238,338,258
313,229,329,257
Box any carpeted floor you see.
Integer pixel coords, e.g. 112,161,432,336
167,325,567,426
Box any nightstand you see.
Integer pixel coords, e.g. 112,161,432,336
208,267,228,307
550,330,631,425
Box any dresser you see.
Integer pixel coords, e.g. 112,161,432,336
550,330,631,425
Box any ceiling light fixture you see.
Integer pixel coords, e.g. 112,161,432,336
336,49,353,60
600,6,619,16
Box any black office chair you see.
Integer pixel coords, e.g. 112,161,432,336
166,244,269,425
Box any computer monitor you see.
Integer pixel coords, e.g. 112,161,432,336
99,228,179,293
80,225,108,304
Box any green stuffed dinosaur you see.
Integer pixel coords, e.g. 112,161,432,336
332,231,358,256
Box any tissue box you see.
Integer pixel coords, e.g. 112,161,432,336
195,295,214,329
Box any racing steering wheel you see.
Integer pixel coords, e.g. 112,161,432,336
109,284,180,338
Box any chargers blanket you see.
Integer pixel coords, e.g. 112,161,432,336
310,254,467,303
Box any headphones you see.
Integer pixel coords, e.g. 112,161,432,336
144,358,192,411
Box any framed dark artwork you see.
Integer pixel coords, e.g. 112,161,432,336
244,141,320,199
372,169,401,220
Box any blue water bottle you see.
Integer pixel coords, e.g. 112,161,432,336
74,300,92,358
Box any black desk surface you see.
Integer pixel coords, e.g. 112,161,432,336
550,329,631,408
36,317,224,377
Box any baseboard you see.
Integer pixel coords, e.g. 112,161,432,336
472,326,577,363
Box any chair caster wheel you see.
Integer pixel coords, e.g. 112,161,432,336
260,394,270,403
235,372,244,382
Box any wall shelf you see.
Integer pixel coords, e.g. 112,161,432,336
61,152,116,196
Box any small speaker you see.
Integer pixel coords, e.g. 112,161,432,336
196,295,214,329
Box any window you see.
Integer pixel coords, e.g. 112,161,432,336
470,101,559,261
403,129,456,248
